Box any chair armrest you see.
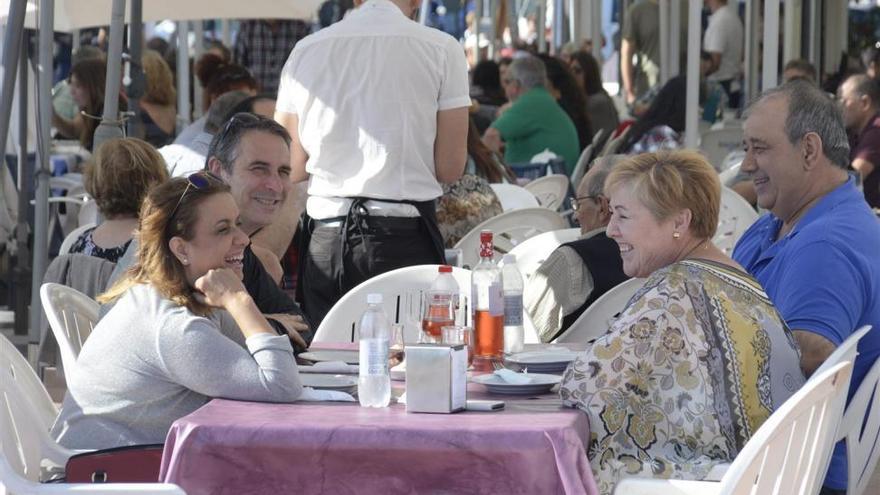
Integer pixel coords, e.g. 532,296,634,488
613,478,721,495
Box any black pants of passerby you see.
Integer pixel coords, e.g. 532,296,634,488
301,216,443,329
718,79,742,109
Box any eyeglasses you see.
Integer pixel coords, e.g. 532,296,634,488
168,172,217,225
569,195,600,212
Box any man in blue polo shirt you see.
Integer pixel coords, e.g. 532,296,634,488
735,80,880,495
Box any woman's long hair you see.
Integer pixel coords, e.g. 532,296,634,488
70,58,107,149
570,51,605,97
618,75,693,154
467,117,516,183
99,174,230,316
538,54,593,151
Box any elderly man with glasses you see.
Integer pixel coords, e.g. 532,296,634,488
524,155,630,342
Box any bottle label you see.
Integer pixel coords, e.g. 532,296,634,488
359,338,389,376
504,294,523,326
488,281,503,316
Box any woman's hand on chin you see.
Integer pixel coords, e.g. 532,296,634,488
193,268,251,309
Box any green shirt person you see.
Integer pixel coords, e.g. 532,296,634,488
483,56,580,174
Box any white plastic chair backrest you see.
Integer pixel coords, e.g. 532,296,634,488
719,149,745,175
718,361,853,495
719,160,743,187
505,228,581,281
554,278,645,343
0,335,57,432
714,186,759,255
314,265,473,344
77,197,99,226
39,283,100,377
523,174,570,211
58,222,97,256
570,143,595,189
0,335,74,480
489,183,540,211
813,325,880,495
808,325,871,493
700,127,745,171
453,208,569,269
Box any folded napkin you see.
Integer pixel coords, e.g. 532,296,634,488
493,369,533,384
298,387,356,402
299,361,359,374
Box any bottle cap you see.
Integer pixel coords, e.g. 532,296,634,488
366,293,383,304
502,254,516,264
438,265,453,273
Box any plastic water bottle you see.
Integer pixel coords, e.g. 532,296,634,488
431,265,461,323
358,293,391,408
501,254,524,354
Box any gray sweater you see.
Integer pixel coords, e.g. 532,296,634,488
52,283,302,450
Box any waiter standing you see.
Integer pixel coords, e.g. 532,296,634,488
274,0,470,326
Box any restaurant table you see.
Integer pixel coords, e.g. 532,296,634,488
159,384,597,495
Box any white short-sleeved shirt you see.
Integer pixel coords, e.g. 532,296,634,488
703,4,744,83
276,0,471,219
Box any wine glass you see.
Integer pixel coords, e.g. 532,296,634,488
421,291,455,343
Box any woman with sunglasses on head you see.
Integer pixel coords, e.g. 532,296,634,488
52,173,303,451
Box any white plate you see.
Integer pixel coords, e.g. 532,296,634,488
505,351,578,373
471,372,561,395
300,374,358,391
299,350,360,365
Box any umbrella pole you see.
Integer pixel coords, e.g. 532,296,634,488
30,0,54,366
14,36,31,340
0,0,27,162
127,0,145,140
93,0,127,151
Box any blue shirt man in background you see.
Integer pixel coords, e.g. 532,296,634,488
734,79,880,494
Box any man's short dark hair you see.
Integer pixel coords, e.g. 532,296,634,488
746,79,851,170
205,112,292,174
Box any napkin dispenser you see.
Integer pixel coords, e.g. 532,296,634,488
405,343,467,413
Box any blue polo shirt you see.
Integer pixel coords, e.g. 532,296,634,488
733,176,880,490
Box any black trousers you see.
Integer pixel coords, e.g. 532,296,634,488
301,217,443,328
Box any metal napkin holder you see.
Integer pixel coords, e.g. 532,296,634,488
405,343,467,414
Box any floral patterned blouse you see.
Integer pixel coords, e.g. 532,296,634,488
68,226,130,264
436,174,503,248
559,259,804,494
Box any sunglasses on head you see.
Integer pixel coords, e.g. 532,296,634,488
168,172,221,224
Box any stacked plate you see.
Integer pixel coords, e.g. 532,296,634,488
300,374,358,394
504,350,579,374
471,372,561,395
299,349,360,365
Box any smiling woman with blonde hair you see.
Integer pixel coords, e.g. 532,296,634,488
52,173,303,451
559,150,805,494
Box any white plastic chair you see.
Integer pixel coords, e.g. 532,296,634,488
719,161,743,187
523,174,570,211
714,186,759,256
0,335,58,434
314,265,473,344
453,208,569,269
554,278,645,344
58,222,96,256
0,334,75,480
488,183,540,211
505,228,582,282
614,361,855,495
39,283,100,379
570,143,594,190
812,325,879,495
700,127,745,171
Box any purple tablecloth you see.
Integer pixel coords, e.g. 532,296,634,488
160,393,597,495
